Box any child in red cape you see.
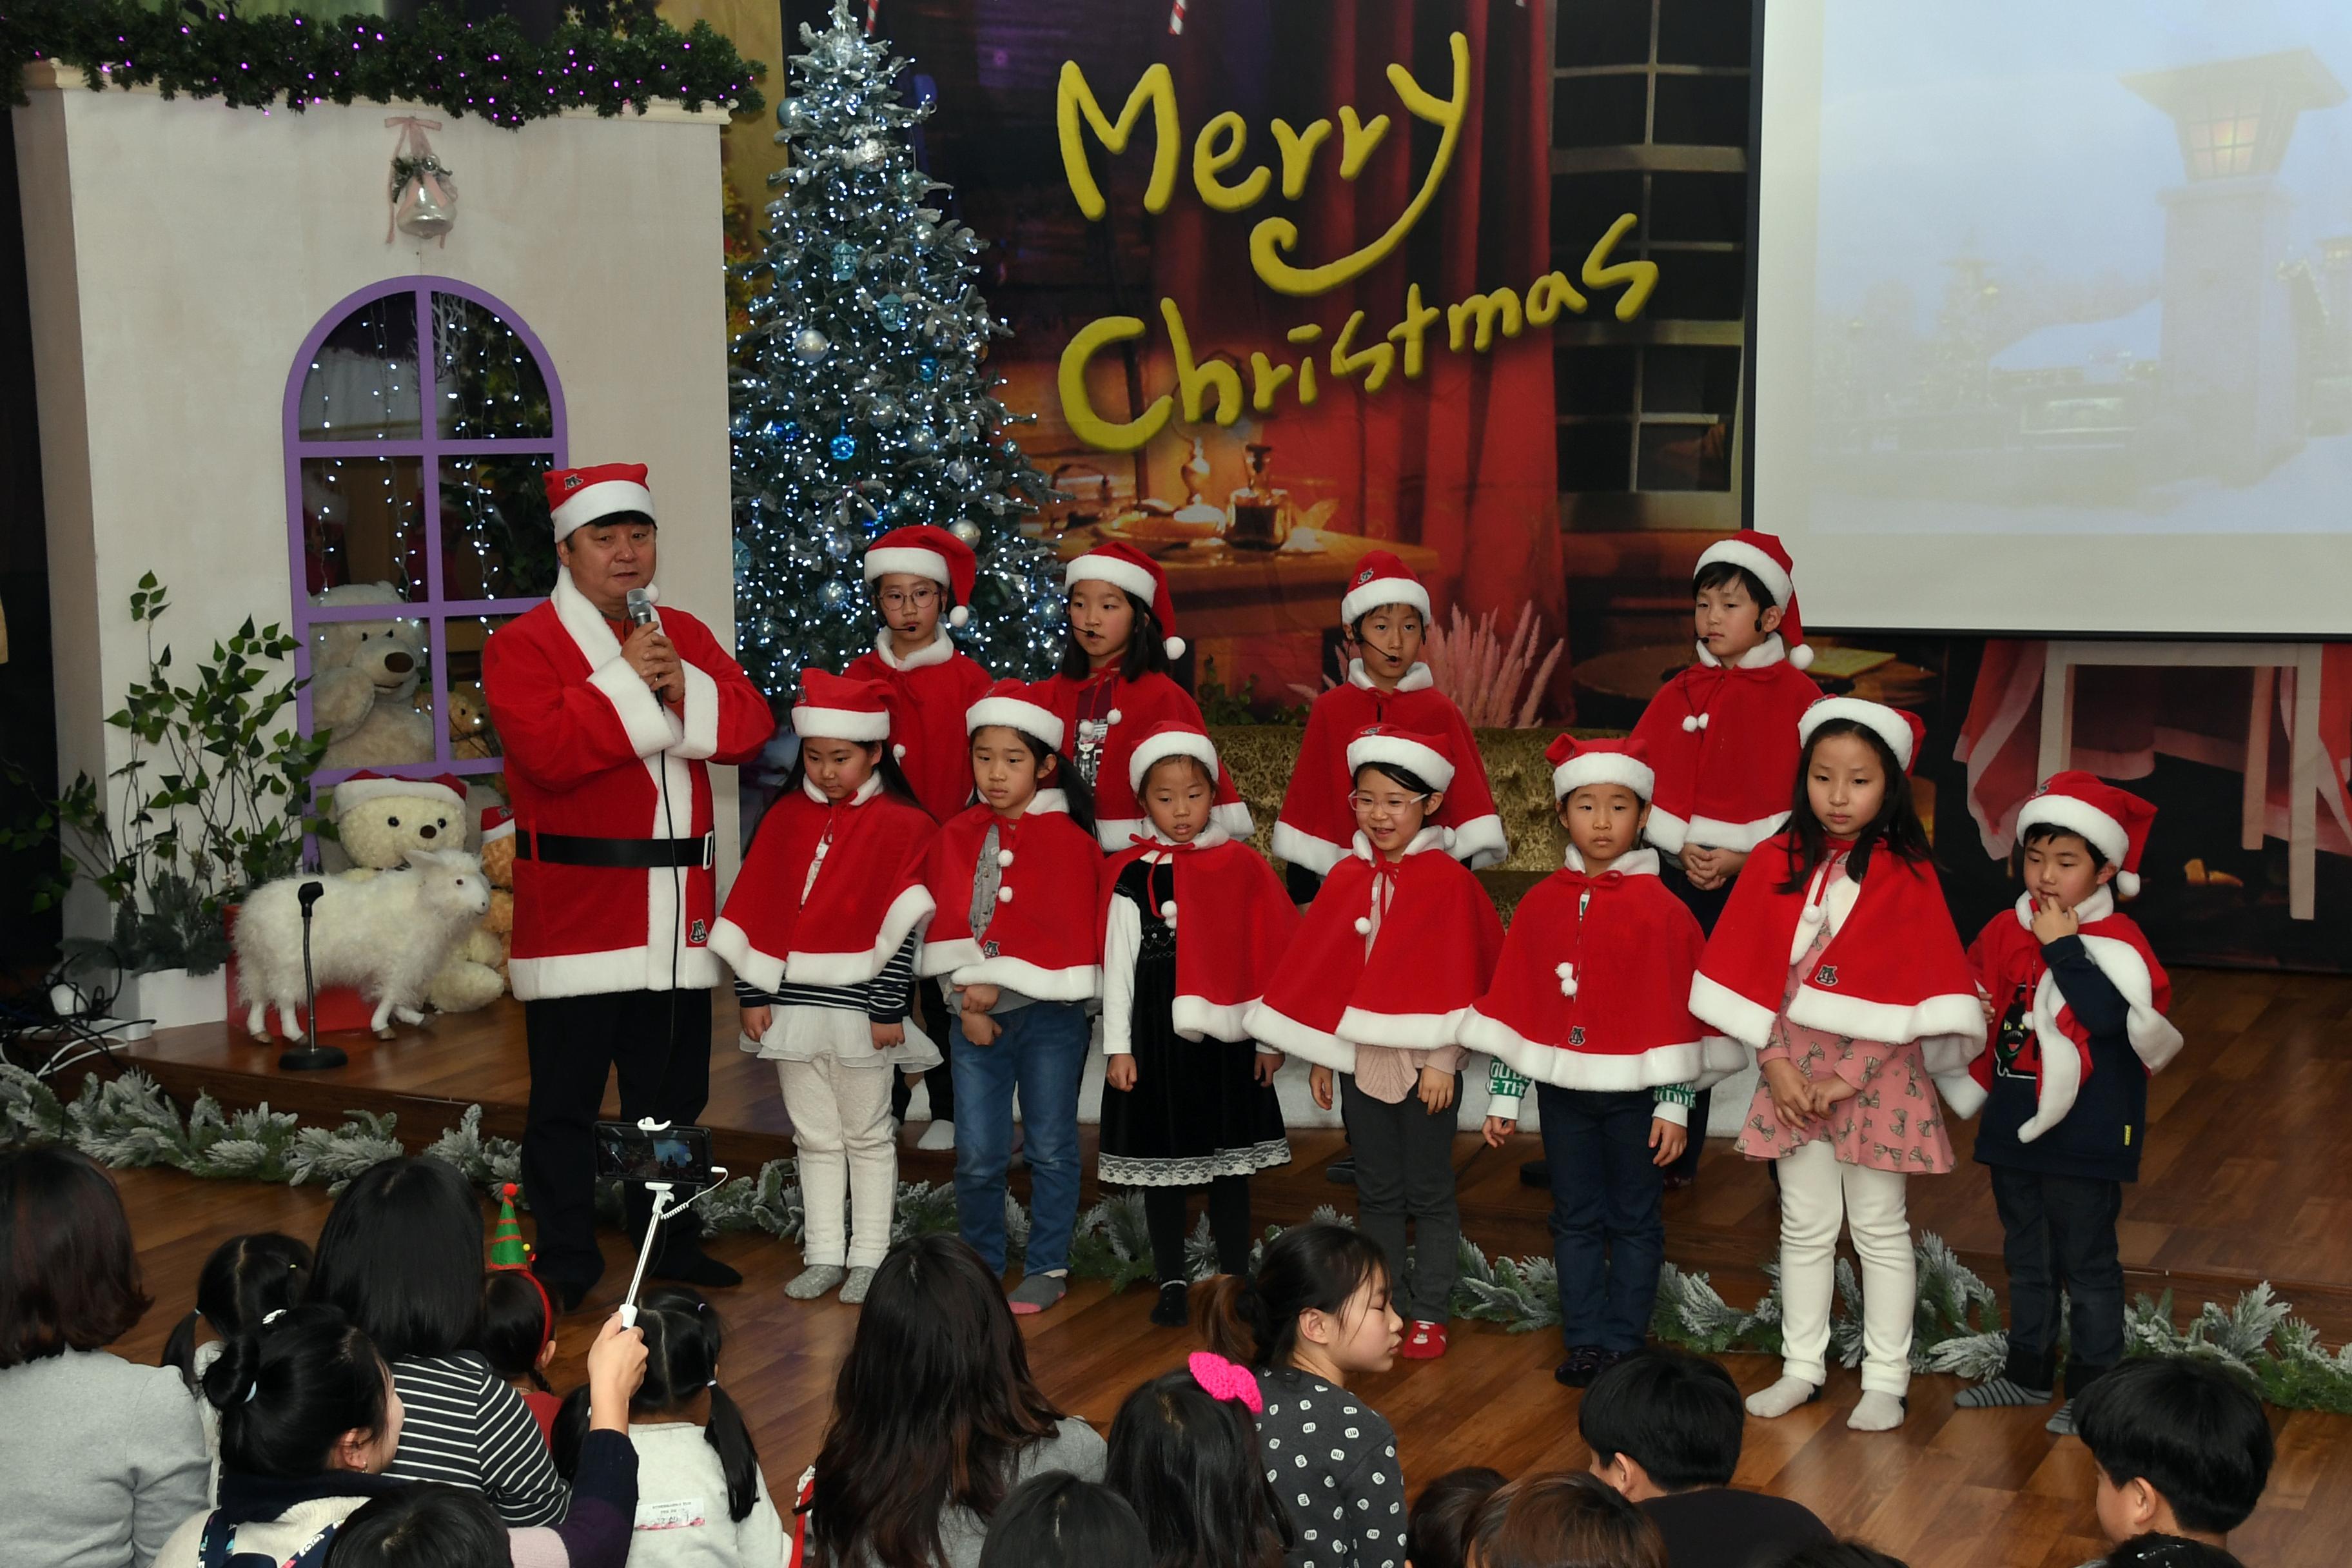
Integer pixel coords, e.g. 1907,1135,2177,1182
1950,772,2183,1435
1467,736,1745,1386
1270,551,1507,897
1039,540,1254,850
710,672,940,1304
1690,698,1984,1433
1097,720,1298,1326
1248,725,1502,1361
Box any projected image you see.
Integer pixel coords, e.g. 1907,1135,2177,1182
1810,1,2352,534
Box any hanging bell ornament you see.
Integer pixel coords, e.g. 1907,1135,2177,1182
849,137,889,168
386,118,458,245
793,328,830,363
950,520,983,547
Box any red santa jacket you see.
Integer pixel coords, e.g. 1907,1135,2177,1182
1464,848,1744,1093
1099,824,1298,1045
1952,890,2182,1139
911,790,1106,1001
1690,832,1984,1079
1272,662,1507,874
1036,671,1255,850
1246,828,1503,1073
708,775,937,994
1629,638,1820,857
484,571,774,1000
843,630,991,824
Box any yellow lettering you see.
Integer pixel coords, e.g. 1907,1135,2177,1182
1288,324,1323,405
1582,213,1660,322
1330,310,1397,393
1249,353,1295,412
1337,106,1391,179
1525,271,1589,324
1270,117,1333,199
1193,112,1272,213
1057,315,1171,453
1162,298,1242,426
1057,61,1179,220
1446,287,1524,353
1248,33,1471,297
1386,283,1441,380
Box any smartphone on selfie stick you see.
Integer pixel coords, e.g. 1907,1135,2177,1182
593,1118,728,1327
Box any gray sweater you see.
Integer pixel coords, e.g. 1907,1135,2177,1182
0,1349,211,1568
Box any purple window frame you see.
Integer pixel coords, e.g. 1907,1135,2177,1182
283,277,567,795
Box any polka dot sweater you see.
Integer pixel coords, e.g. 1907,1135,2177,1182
1252,1367,1407,1568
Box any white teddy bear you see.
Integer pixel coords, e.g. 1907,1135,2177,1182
312,582,435,771
330,772,506,1015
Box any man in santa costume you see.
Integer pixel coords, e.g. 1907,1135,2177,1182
483,462,775,1308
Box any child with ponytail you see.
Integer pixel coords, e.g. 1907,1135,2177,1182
1689,699,1985,1433
161,1231,312,1477
1106,1353,1293,1568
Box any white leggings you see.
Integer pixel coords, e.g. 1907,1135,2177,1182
777,1055,898,1269
1776,1138,1914,1396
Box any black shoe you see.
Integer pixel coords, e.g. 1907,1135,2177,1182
651,1250,743,1289
1554,1346,1607,1387
1150,1280,1190,1327
1520,1159,1551,1188
1325,1156,1357,1186
532,1264,596,1314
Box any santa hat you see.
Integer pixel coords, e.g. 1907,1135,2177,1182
1337,550,1431,627
1126,720,1220,794
965,678,1066,754
1346,723,1456,793
1696,529,1813,672
1066,542,1186,660
863,524,977,629
2019,771,2157,899
333,770,467,814
544,462,656,544
791,669,894,743
1546,734,1654,803
480,804,516,844
1798,697,1925,776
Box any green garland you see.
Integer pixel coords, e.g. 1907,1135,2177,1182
2,2,763,127
8,1064,2350,1413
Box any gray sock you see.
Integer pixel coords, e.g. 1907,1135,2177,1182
785,1264,847,1300
1955,1376,2055,1409
1008,1272,1068,1314
839,1266,877,1306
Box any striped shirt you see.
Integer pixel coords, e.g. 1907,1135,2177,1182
386,1352,569,1525
732,931,920,1021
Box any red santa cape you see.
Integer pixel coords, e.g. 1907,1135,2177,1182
1690,833,1985,1077
1245,828,1503,1073
1629,639,1819,857
1950,890,2183,1140
709,775,938,994
1271,662,1509,873
1099,823,1299,1043
1037,670,1255,850
843,631,992,824
1464,848,1745,1092
910,790,1106,1001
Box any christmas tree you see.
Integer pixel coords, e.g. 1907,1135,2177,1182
730,0,1058,694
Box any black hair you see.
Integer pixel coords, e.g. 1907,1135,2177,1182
2075,1357,2275,1535
966,725,1098,838
163,1231,313,1390
2098,1534,2247,1568
780,737,930,819
806,1235,1072,1568
328,1482,507,1568
1580,1348,1745,1492
0,1144,150,1367
1467,1472,1665,1568
1138,750,1219,794
1763,1547,1911,1568
1106,1369,1292,1568
978,1473,1153,1568
550,1286,760,1522
1407,1467,1507,1568
1692,560,1778,636
203,1304,392,1480
1057,585,1175,683
478,1269,554,1392
1350,760,1440,799
1199,1221,1390,1371
867,572,961,625
1346,600,1427,644
1778,718,1932,894
311,1156,485,1362
2019,820,2112,870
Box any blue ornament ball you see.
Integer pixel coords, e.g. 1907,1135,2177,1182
830,242,862,281
918,356,939,382
876,294,908,331
830,433,859,462
819,580,850,609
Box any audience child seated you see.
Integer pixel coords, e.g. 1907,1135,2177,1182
1465,1472,1665,1568
975,1475,1151,1568
1581,1349,1832,1568
311,1155,571,1524
162,1231,315,1483
324,1483,511,1568
480,1268,562,1446
553,1285,784,1568
1407,1468,1507,1568
2074,1358,2273,1554
0,1144,210,1568
793,1235,1106,1568
1105,1354,1292,1568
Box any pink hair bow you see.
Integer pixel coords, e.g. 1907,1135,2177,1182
1188,1350,1263,1413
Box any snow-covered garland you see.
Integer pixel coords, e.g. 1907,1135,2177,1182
7,1064,2347,1415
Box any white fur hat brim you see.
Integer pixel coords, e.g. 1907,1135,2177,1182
333,775,464,813
1798,697,1914,771
966,696,1066,754
862,545,951,587
1696,538,1792,606
1064,553,1158,602
792,707,892,743
1127,730,1220,794
1338,576,1432,627
1552,755,1656,803
2019,794,2139,896
551,479,656,542
1346,732,1455,792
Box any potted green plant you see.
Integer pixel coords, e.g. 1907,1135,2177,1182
10,574,328,1028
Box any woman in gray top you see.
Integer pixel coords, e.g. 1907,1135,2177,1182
793,1235,1106,1568
0,1146,210,1568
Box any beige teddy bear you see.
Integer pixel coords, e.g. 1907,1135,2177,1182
329,772,505,1015
473,806,517,981
311,583,435,772
449,680,499,760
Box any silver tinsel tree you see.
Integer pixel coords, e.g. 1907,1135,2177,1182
730,1,1059,692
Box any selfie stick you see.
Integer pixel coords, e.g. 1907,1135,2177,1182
614,1118,729,1329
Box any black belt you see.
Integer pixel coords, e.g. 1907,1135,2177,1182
516,829,714,869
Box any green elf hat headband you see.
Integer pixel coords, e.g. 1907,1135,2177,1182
488,1182,556,1342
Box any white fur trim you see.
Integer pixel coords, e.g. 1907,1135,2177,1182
1551,756,1655,803
332,774,463,812
2017,794,2130,873
1346,660,1435,693
707,917,781,994
674,663,721,760
1785,985,1988,1066
1244,1001,1358,1073
863,545,952,586
919,936,986,978
2077,933,2186,1070
784,883,937,989
1339,576,1432,626
1164,634,1186,660
1126,728,1220,794
1345,732,1456,792
510,945,720,1001
1026,790,1072,817
1696,538,1792,605
1130,821,1233,852
792,703,893,743
1172,994,1257,1044
1689,971,1779,1050
1694,634,1790,671
1799,697,1914,770
1270,820,1349,876
1565,847,1661,877
1211,800,1257,838
1065,553,1159,603
944,956,1101,1002
1093,814,1144,852
1661,810,1792,858
1696,1034,1750,1090
588,654,685,758
1462,1010,1707,1091
965,695,1065,752
1934,1071,1988,1118
1448,813,1509,870
1337,1004,1473,1051
481,817,516,843
551,478,656,541
871,628,955,672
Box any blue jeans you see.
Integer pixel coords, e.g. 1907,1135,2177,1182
949,1002,1089,1275
1537,1083,1666,1354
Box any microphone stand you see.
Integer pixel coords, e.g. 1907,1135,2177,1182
279,880,348,1072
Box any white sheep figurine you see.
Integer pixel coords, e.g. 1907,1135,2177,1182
237,848,492,1041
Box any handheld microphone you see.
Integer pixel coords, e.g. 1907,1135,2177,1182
625,586,659,627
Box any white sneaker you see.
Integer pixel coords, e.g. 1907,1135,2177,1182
916,1119,956,1152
